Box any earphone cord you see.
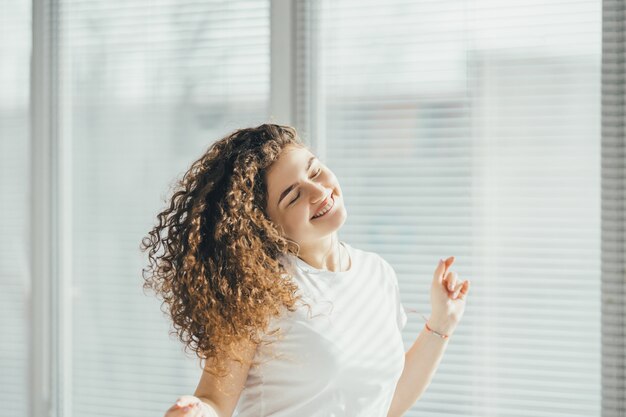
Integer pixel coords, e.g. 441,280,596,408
337,234,342,272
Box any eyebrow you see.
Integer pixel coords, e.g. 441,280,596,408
277,156,317,208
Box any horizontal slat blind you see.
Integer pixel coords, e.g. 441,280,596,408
54,1,270,416
297,1,601,416
0,1,31,416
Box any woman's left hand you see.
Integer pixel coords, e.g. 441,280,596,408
428,256,470,337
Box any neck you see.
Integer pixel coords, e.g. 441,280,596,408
296,233,344,272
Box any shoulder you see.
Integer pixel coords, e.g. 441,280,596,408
351,245,400,290
344,242,394,273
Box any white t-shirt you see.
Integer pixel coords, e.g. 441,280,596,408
234,241,408,417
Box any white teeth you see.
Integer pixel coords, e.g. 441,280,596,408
313,195,333,218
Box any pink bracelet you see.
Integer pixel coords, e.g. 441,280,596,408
424,322,450,339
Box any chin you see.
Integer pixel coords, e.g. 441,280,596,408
312,208,347,232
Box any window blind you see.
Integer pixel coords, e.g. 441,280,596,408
0,1,31,416
53,1,270,416
296,1,601,416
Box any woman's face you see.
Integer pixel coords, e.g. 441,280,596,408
265,144,347,246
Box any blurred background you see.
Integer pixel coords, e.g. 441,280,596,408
2,0,624,416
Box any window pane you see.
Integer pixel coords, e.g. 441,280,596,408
58,1,270,415
298,1,602,416
0,0,31,415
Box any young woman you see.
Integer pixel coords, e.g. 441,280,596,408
141,124,470,417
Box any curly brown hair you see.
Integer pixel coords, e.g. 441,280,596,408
140,123,310,388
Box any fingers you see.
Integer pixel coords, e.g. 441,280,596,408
171,403,200,416
440,259,471,300
444,271,458,292
185,403,202,416
168,396,202,416
434,259,446,284
166,402,185,414
434,256,455,284
442,256,455,284
452,280,470,299
164,406,190,417
189,401,214,417
432,256,471,301
188,405,205,417
176,395,200,407
460,280,470,295
451,280,463,298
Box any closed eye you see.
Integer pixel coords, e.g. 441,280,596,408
289,168,322,205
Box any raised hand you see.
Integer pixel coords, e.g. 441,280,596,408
164,395,219,417
428,256,471,336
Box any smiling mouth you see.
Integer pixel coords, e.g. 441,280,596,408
311,193,335,220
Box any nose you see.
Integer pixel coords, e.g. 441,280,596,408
310,183,330,205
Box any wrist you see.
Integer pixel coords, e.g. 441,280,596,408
426,317,457,337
